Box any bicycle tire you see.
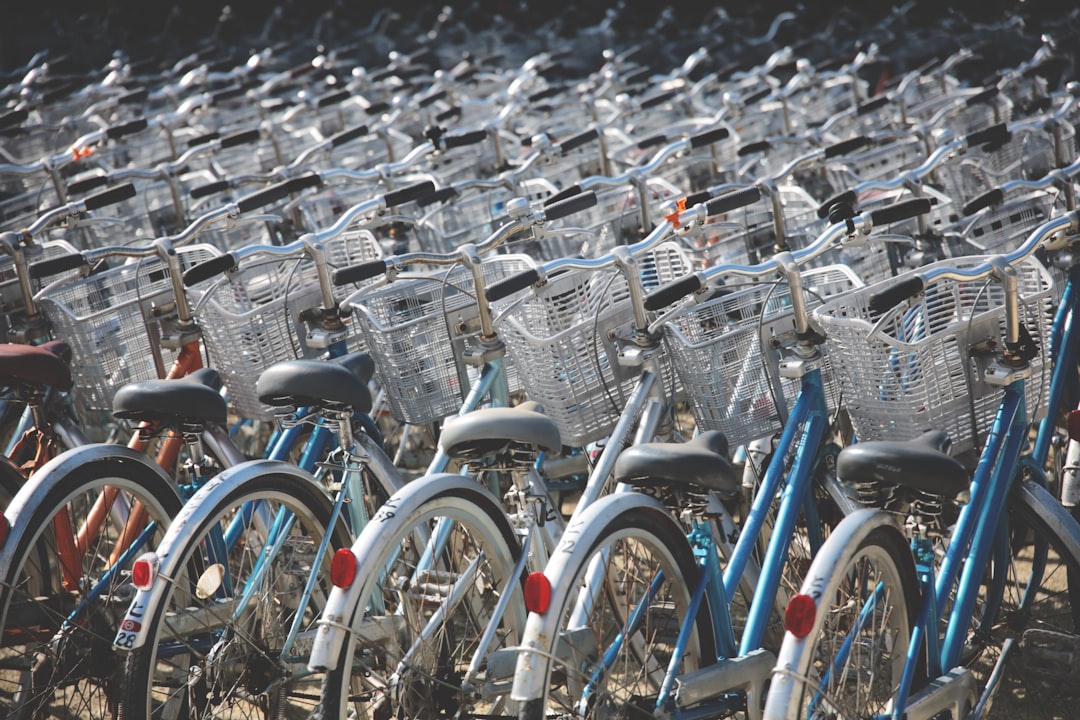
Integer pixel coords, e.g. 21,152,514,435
119,468,351,720
970,478,1080,718
316,477,525,720
764,509,920,720
0,447,182,720
516,497,714,720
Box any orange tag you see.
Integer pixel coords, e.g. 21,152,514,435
71,145,94,161
664,197,688,228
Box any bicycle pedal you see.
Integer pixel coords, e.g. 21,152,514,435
1018,628,1080,693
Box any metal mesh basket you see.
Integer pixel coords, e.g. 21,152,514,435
193,230,382,420
36,244,221,413
347,254,535,426
662,265,862,449
494,242,694,447
951,190,1057,253
0,238,79,339
813,255,1053,454
415,178,558,253
824,134,929,192
681,185,825,270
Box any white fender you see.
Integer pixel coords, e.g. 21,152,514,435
308,472,504,671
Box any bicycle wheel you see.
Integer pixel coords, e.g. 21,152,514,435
120,469,352,720
0,448,182,720
969,478,1080,718
765,510,919,720
518,500,714,720
317,478,525,720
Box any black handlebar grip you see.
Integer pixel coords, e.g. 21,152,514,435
454,67,479,83
288,173,323,193
365,101,391,115
417,186,459,207
817,190,858,219
962,188,1004,216
210,86,246,105
435,106,462,123
856,95,890,115
485,268,541,302
689,126,731,148
83,183,136,211
683,190,712,208
235,180,294,213
705,186,762,215
824,136,871,159
317,89,350,108
868,275,925,314
636,134,667,150
67,174,109,195
328,125,369,148
106,117,148,139
384,180,436,208
643,274,703,311
190,180,231,199
188,131,221,148
544,185,583,206
444,129,487,149
333,259,388,286
869,198,933,226
221,128,261,148
640,89,678,110
117,88,149,105
182,253,237,286
418,89,447,108
965,122,1010,148
742,87,772,106
528,86,561,103
622,66,651,86
965,86,999,107
544,191,597,221
558,127,599,154
738,140,771,157
0,108,28,129
29,253,88,278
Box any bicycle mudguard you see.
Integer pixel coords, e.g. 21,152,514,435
112,459,321,652
308,472,500,671
510,492,678,704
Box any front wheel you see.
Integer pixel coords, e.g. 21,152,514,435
120,470,350,720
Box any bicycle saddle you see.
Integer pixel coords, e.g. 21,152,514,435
613,430,739,496
255,352,374,414
837,430,969,497
0,341,73,391
112,368,227,426
439,401,561,461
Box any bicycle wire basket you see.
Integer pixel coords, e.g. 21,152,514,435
813,254,1053,454
950,189,1058,254
347,253,535,426
494,242,694,448
35,243,222,416
192,229,382,420
662,264,863,450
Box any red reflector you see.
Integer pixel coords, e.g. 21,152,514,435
330,548,357,588
1068,410,1080,442
131,557,156,591
785,593,816,638
524,572,552,614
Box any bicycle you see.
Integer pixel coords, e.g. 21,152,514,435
505,197,931,720
763,208,1080,719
